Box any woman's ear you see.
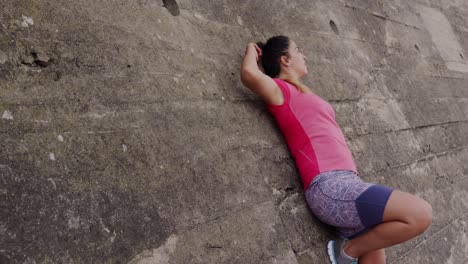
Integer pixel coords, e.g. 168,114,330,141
280,55,290,67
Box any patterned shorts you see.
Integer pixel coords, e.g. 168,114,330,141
304,170,394,239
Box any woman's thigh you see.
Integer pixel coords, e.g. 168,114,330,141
306,171,397,238
305,171,376,237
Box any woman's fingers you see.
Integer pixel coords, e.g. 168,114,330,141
254,44,262,56
246,42,262,61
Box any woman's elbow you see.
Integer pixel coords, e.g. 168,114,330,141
240,69,255,86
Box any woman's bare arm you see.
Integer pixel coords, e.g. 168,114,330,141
240,43,283,105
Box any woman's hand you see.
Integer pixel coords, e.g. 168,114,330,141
242,42,266,77
253,43,262,60
246,43,262,61
245,43,265,73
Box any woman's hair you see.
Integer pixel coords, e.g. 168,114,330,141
257,35,311,93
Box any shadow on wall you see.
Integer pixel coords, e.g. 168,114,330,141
163,0,180,16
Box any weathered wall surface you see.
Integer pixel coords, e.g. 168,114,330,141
1,0,468,263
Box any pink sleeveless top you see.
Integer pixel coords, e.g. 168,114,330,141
266,78,358,191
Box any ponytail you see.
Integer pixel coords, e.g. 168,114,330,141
256,41,265,50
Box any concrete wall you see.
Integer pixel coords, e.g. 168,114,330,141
1,0,468,263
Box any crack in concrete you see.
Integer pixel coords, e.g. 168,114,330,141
351,119,468,139
369,144,468,175
389,211,468,264
3,89,467,111
276,191,300,209
175,199,273,237
344,3,422,30
276,205,300,263
307,29,403,49
436,177,468,193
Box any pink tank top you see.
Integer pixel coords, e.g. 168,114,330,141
266,78,358,191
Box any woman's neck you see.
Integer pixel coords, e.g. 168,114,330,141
278,72,300,81
277,73,315,95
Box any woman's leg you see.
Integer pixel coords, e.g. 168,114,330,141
343,190,432,258
359,248,385,264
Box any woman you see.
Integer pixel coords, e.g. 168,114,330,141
240,35,432,264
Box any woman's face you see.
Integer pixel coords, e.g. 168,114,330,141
286,40,308,78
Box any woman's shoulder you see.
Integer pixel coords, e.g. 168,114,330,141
272,78,292,90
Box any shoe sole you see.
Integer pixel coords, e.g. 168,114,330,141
327,240,337,264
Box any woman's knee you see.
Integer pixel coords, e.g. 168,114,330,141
412,199,432,234
402,197,432,235
384,190,433,234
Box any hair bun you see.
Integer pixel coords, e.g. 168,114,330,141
256,41,265,50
